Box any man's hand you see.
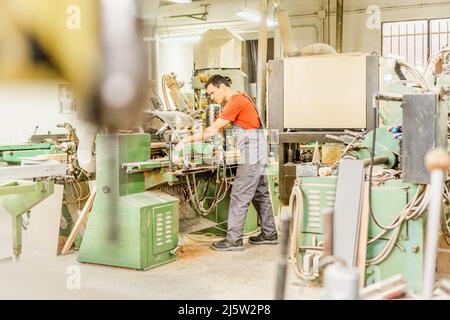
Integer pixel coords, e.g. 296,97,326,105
175,141,184,152
175,136,189,152
172,118,230,153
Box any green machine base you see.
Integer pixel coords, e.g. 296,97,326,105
78,134,179,270
0,180,55,257
297,177,424,293
78,191,179,270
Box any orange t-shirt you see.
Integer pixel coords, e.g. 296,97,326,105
220,93,261,129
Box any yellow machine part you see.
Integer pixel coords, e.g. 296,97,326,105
0,0,101,107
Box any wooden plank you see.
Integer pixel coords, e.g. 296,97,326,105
60,190,96,255
356,182,370,288
24,184,65,257
333,159,365,268
24,154,67,161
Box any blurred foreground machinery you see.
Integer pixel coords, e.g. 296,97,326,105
0,0,158,257
0,0,150,129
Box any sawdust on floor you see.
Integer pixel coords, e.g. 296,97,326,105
176,243,213,260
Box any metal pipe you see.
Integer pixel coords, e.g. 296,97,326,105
168,141,174,172
273,6,301,57
323,208,333,256
275,210,291,300
323,264,360,299
423,149,450,299
336,0,344,53
374,92,403,102
328,0,331,45
292,24,319,43
363,156,389,168
256,0,269,124
162,2,450,34
156,123,170,136
322,13,325,43
151,142,167,149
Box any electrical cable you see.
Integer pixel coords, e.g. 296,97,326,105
182,227,261,243
288,180,318,281
364,97,430,265
186,163,231,217
368,101,388,231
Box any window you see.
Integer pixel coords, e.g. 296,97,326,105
382,20,428,68
382,18,450,69
430,18,450,59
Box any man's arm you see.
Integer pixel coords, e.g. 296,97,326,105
177,118,230,149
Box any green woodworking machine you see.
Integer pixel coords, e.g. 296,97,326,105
0,124,90,258
78,110,279,270
267,52,450,293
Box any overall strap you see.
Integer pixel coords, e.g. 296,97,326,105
237,91,264,130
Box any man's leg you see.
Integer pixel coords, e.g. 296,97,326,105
226,164,261,242
251,170,277,238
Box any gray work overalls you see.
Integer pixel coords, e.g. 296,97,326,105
225,93,277,242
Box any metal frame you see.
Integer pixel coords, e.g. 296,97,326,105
278,132,347,204
0,163,66,181
164,4,209,21
268,56,379,132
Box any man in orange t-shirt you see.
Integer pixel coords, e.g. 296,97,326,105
177,74,277,251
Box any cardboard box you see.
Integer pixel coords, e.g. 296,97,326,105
438,234,450,274
437,250,450,274
439,234,450,250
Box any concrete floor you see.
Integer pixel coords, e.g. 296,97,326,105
0,202,322,300
0,239,323,300
2,210,447,300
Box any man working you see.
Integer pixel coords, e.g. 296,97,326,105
177,74,278,251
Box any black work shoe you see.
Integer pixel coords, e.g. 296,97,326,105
248,233,279,245
211,239,244,251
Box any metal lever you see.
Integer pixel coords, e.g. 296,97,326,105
274,210,291,300
423,148,450,299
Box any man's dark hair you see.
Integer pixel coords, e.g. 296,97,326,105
204,74,231,89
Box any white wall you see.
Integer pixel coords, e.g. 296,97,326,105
154,0,450,61
155,1,323,94
158,41,195,103
322,0,450,55
0,82,98,172
3,1,449,159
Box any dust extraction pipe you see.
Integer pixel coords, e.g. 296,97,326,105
300,43,337,56
256,0,269,124
272,1,336,57
272,1,301,57
336,0,344,53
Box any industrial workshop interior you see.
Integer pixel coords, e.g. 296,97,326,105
1,0,450,303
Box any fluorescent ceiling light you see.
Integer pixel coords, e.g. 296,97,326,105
167,0,192,3
160,35,201,43
236,10,277,27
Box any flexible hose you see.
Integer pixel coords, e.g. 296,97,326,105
288,180,317,281
366,185,429,266
186,165,230,217
183,228,261,243
161,75,171,111
396,60,431,91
